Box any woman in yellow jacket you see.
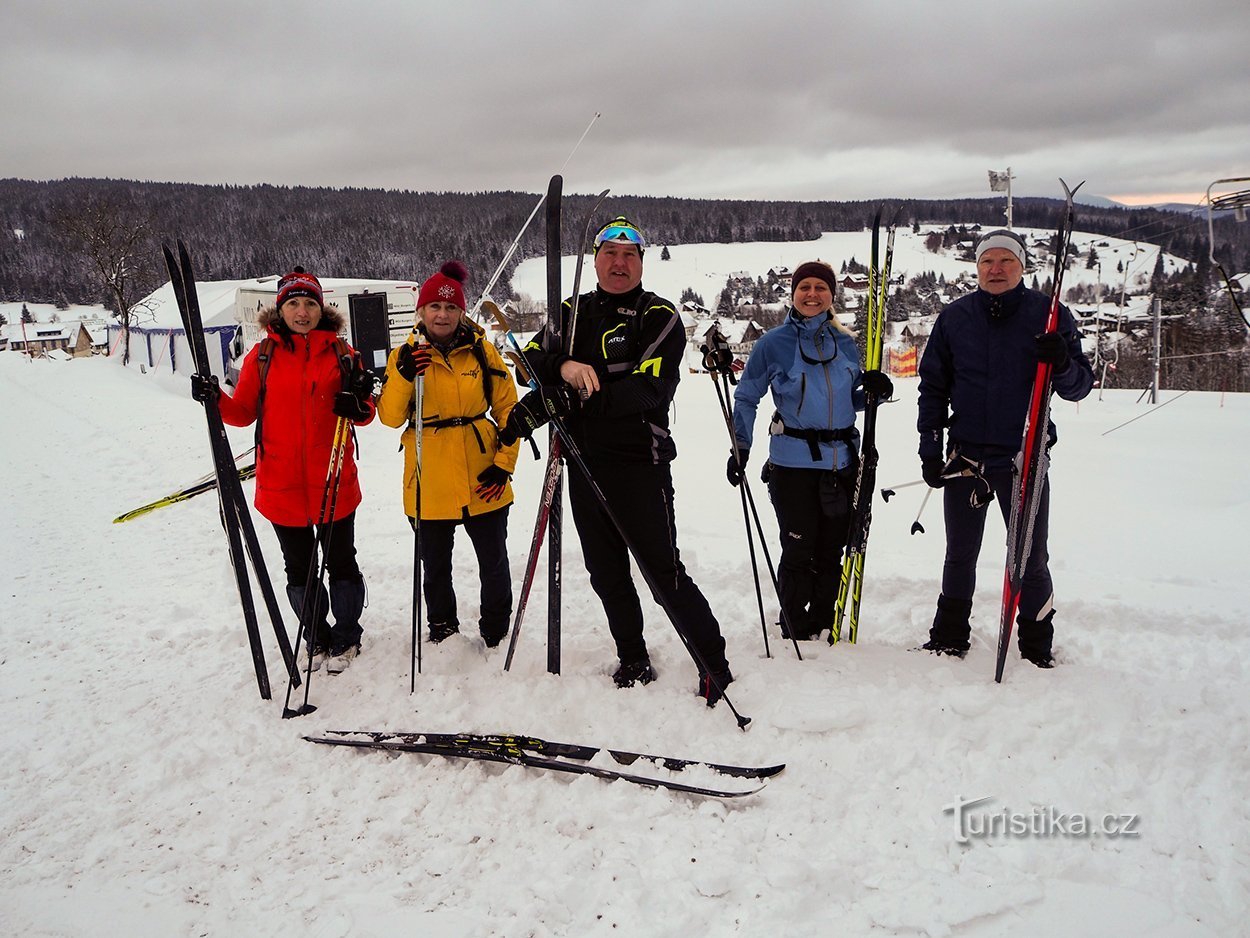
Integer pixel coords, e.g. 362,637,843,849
377,261,520,647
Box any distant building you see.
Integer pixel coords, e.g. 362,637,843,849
3,321,95,358
689,318,765,372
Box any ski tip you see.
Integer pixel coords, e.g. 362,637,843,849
1059,178,1086,201
282,704,317,720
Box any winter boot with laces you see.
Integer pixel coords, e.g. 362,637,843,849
428,621,460,644
612,657,656,688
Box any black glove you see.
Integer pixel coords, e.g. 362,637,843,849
346,360,377,400
396,343,433,382
922,459,946,489
1034,332,1069,369
861,369,894,399
190,373,220,404
498,385,579,447
726,448,749,487
475,465,511,503
333,391,371,421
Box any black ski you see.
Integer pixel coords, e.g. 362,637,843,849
500,189,611,673
164,241,299,698
303,734,769,798
319,729,785,778
544,174,563,676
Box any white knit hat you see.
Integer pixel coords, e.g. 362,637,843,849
975,229,1027,266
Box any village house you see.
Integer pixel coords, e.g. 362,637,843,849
3,320,101,358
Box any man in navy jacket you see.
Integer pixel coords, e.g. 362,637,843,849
917,228,1093,667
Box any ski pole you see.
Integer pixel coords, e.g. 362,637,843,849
707,362,778,659
702,331,802,660
466,113,601,322
411,369,425,690
910,488,934,535
282,416,350,719
501,325,753,729
700,346,769,654
879,478,927,501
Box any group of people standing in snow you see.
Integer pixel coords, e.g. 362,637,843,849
190,217,1093,701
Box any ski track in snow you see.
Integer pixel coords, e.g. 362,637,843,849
1,352,1246,937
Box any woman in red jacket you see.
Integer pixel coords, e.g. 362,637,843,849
192,267,375,673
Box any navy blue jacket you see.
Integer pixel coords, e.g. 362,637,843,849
733,309,866,471
917,283,1093,469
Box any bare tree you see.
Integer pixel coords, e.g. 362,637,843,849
54,194,156,364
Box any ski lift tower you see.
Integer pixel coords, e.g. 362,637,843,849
988,167,1015,229
1205,176,1250,330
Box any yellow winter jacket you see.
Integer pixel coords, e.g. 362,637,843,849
377,321,520,521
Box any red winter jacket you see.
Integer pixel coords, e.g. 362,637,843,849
218,322,374,527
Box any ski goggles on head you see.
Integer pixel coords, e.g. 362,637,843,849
593,220,647,251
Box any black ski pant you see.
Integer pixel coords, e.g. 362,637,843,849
414,505,512,641
272,511,362,588
568,458,728,675
766,463,855,637
941,467,1054,621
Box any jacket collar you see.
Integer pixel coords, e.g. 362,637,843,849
978,281,1027,319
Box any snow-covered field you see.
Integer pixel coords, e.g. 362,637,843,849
2,335,1246,936
511,224,1184,314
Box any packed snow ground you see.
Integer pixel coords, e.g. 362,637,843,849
2,342,1247,935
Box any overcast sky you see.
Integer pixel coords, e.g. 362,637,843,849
4,0,1247,206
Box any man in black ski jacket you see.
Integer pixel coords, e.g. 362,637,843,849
500,216,733,705
917,228,1093,667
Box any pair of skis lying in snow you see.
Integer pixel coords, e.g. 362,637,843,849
304,730,784,799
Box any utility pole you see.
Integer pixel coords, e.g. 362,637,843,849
1150,295,1162,404
988,168,1014,229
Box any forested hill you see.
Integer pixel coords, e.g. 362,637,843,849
1,177,1244,309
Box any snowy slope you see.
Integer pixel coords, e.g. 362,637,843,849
2,347,1246,936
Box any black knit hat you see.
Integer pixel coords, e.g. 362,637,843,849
791,260,838,296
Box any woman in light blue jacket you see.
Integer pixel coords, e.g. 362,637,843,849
729,260,892,640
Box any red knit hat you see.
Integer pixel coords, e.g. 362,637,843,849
276,266,323,309
417,260,468,310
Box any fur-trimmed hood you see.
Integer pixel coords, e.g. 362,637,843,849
257,303,346,334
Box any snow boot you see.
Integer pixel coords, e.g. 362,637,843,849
328,576,366,651
326,641,359,674
612,657,656,688
1017,610,1056,669
480,626,508,649
922,594,972,658
428,621,460,644
697,667,735,707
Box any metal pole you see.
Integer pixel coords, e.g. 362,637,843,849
1150,296,1161,404
1006,166,1013,230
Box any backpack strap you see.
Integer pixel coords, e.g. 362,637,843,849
254,337,275,456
